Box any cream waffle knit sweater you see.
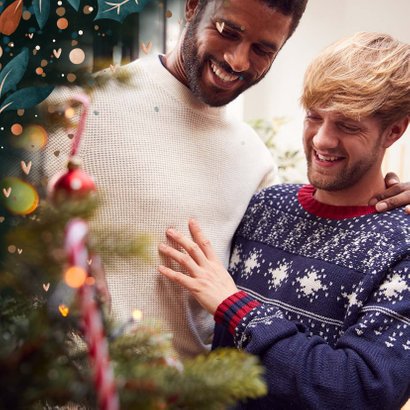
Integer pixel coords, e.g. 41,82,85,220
41,55,277,358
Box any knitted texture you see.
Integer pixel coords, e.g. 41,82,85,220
41,55,276,358
213,184,410,409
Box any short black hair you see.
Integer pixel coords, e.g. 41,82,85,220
197,0,308,39
262,0,308,38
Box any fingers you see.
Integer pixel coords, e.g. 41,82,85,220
369,182,408,203
158,242,201,276
188,218,218,261
368,182,410,212
375,191,410,212
159,220,220,278
165,225,209,266
384,172,400,187
158,264,195,290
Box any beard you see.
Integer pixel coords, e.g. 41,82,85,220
181,18,261,107
305,144,382,191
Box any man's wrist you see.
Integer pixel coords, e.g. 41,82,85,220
214,290,261,335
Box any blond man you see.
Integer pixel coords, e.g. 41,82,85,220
158,32,410,409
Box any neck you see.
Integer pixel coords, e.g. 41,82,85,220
314,171,385,206
163,32,189,87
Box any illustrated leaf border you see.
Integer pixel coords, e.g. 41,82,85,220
28,0,153,31
32,0,51,30
0,85,54,114
0,0,154,115
0,48,29,99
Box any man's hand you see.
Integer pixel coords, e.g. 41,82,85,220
158,219,238,315
369,172,410,214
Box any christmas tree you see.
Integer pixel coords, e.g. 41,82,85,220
0,104,267,410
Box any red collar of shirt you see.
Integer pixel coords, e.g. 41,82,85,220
297,184,377,220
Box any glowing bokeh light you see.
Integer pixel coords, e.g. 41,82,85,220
69,48,85,64
85,276,95,286
11,123,23,135
64,266,87,288
57,18,68,30
11,124,48,151
67,73,77,82
132,309,143,321
1,177,39,215
59,304,69,317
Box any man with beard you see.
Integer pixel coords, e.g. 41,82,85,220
43,1,409,360
158,32,410,408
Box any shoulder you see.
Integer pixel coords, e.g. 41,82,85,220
238,184,301,229
87,56,159,99
115,55,159,83
217,119,275,172
46,56,160,105
223,118,262,144
45,85,85,106
249,184,301,208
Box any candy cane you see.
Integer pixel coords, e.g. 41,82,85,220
65,218,119,410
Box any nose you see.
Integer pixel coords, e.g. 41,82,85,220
312,123,339,151
224,44,250,73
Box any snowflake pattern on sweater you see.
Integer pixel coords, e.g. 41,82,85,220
213,184,410,409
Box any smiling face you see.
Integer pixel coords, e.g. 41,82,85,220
303,109,390,204
181,0,292,106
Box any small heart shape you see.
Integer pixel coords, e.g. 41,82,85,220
59,304,69,317
53,48,62,59
88,258,92,265
20,160,32,175
17,248,23,254
2,187,11,198
54,150,60,157
28,33,33,39
43,283,50,292
216,21,225,33
141,41,152,55
68,133,74,139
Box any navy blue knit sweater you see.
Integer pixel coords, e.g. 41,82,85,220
213,184,410,410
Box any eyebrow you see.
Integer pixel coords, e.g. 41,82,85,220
334,114,361,123
215,18,279,52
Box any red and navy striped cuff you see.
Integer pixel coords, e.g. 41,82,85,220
214,291,261,335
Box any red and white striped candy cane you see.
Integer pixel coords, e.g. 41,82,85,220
65,218,119,410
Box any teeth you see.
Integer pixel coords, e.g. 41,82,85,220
211,62,238,82
317,153,340,162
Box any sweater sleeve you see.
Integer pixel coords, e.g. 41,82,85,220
214,261,410,409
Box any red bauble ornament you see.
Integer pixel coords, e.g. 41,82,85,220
49,156,96,202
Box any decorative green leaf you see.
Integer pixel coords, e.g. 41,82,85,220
95,0,151,23
67,0,81,11
0,85,54,113
32,0,51,30
0,48,29,99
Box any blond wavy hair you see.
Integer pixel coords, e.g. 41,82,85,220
301,32,410,127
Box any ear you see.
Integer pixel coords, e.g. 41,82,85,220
383,116,409,148
185,0,200,22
